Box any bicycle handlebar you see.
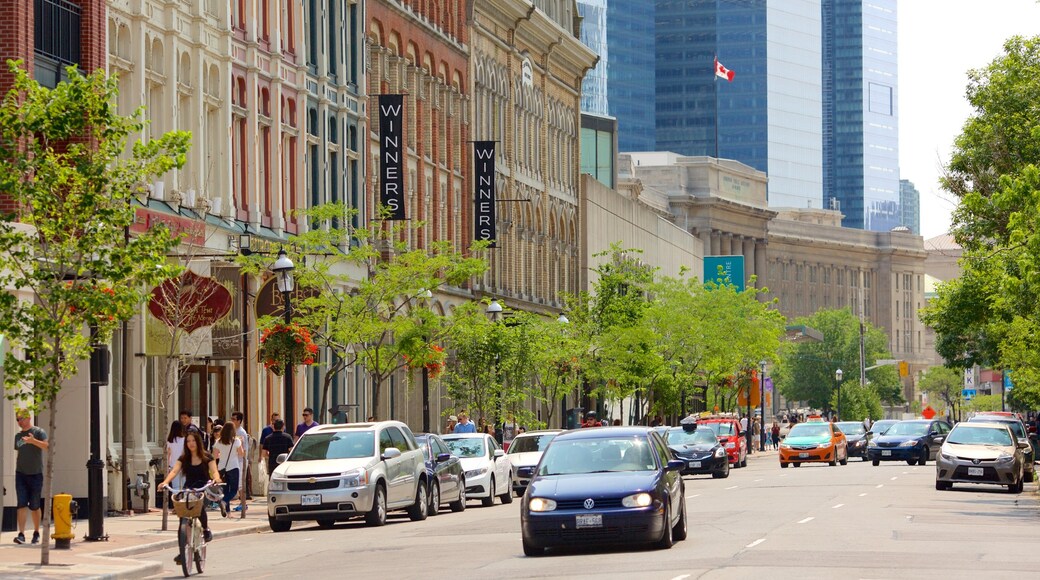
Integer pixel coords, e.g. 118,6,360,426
163,480,224,495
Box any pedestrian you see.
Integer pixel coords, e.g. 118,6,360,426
771,422,780,450
13,410,48,545
164,421,186,492
295,408,319,439
753,418,761,452
259,412,279,448
209,418,223,453
453,412,477,433
180,409,208,450
612,419,622,426
485,423,497,438
212,422,244,515
261,419,295,476
445,415,458,434
582,411,603,428
159,430,222,562
230,412,251,510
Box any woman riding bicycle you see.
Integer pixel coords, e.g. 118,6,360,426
159,430,223,548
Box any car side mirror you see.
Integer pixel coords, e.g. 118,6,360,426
493,449,505,458
665,459,685,472
1018,441,1030,450
381,447,402,460
276,453,288,465
929,431,938,437
436,452,452,462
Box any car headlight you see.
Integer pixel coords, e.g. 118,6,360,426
779,443,791,450
817,441,832,448
528,498,557,512
465,467,488,478
940,452,955,461
725,442,736,449
899,440,918,447
268,479,286,492
714,448,726,458
341,469,367,488
622,493,653,508
997,453,1014,463
853,439,866,447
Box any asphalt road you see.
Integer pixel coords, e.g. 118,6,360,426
138,453,1040,579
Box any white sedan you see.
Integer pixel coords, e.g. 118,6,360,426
442,433,512,506
505,430,562,497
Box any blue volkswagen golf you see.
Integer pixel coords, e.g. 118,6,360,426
520,427,687,556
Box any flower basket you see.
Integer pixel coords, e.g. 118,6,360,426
259,323,319,375
404,344,445,379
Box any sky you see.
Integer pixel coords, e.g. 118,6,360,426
897,0,1040,240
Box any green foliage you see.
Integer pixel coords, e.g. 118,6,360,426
918,366,965,422
829,381,883,422
964,394,1003,414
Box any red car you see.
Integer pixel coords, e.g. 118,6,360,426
698,417,748,468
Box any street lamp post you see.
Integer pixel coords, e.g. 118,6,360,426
557,313,569,426
418,289,433,434
835,368,844,422
746,370,752,455
759,360,767,451
486,300,502,432
272,248,296,433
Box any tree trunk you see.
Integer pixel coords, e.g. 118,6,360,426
40,390,57,565
370,371,382,421
318,360,346,422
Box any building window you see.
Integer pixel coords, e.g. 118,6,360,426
34,0,82,88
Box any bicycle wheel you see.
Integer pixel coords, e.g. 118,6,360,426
194,517,206,574
178,518,193,577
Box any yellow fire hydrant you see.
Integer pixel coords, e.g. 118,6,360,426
53,494,76,549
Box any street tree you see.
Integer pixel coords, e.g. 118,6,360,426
441,300,507,424
918,366,965,422
0,63,187,564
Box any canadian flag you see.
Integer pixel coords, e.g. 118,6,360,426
714,57,735,82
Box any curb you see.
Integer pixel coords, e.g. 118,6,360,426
0,557,163,580
89,558,164,580
95,521,268,559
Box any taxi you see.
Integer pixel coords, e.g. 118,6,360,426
697,414,747,468
779,417,848,468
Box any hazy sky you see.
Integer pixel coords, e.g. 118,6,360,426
897,0,1040,240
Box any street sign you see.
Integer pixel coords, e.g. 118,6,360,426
1003,371,1013,392
898,361,909,377
962,389,976,401
963,367,975,389
921,406,936,420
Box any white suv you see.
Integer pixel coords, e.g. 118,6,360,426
267,421,429,531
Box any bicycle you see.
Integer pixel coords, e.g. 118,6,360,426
166,481,224,577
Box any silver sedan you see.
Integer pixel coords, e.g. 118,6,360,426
935,422,1025,493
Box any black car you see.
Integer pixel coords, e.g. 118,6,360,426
836,421,870,461
867,419,951,466
966,415,1036,482
520,427,687,556
663,426,729,478
415,433,467,514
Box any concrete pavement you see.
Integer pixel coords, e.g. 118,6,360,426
0,498,268,579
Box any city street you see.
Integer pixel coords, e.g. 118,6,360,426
136,452,1040,579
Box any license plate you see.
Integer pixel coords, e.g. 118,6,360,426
576,514,602,528
882,450,892,456
799,452,809,458
689,461,702,468
968,467,984,477
301,494,321,506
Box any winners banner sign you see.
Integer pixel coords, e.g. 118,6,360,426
379,95,406,220
473,141,496,247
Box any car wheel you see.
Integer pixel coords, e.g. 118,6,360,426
935,480,951,491
1025,470,1035,483
500,482,514,504
481,478,496,507
672,494,688,541
829,453,837,467
522,535,544,557
739,452,748,468
919,448,928,466
449,479,467,512
862,455,869,462
428,481,441,517
780,462,789,469
408,481,429,521
872,459,880,466
365,484,388,527
655,500,674,549
515,489,525,498
792,462,801,468
316,519,336,530
268,515,291,533
1010,477,1024,494
839,449,848,466
713,463,730,478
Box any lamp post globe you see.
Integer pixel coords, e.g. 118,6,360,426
271,248,296,432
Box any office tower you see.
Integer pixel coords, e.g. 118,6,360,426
606,0,656,152
899,179,920,235
823,0,900,231
579,0,610,116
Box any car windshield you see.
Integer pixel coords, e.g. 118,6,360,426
288,430,374,461
968,417,1026,438
444,438,486,458
507,434,557,454
787,423,832,438
884,422,929,436
538,437,657,475
871,420,897,435
665,428,718,445
705,422,736,436
947,426,1013,446
836,422,866,435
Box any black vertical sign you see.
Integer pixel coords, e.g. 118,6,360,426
473,141,496,247
379,95,406,220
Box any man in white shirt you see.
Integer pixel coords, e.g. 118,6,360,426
231,412,250,514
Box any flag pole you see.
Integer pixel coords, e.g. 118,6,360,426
714,57,719,160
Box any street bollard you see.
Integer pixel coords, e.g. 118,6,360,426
53,493,77,549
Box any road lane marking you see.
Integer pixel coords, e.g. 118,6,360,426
725,485,739,490
754,479,763,482
746,538,766,548
890,476,898,481
686,494,701,499
876,484,884,488
670,575,691,580
859,493,867,497
797,517,815,524
832,504,844,509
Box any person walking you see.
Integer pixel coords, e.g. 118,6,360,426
771,422,781,450
230,412,251,511
261,419,295,476
14,410,48,544
180,409,208,450
164,421,186,492
259,412,279,448
444,415,458,434
294,408,319,439
212,423,244,516
158,430,222,563
453,412,477,433
753,418,761,452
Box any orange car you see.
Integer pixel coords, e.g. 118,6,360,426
779,419,848,467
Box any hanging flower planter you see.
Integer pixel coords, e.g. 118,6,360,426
258,323,319,375
404,344,446,379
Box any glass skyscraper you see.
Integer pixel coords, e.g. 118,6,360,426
822,0,900,231
899,179,920,235
578,0,610,116
606,0,656,152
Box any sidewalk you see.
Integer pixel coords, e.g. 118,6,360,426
0,498,268,579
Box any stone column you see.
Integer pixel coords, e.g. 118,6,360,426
710,232,721,256
743,238,756,280
755,241,768,291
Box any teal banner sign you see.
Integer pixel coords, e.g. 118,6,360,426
703,255,745,292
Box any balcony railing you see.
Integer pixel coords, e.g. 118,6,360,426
34,0,82,66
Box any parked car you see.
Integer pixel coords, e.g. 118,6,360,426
663,425,729,478
520,427,687,556
267,421,430,532
866,419,898,441
698,416,747,467
506,430,562,497
966,414,1036,482
779,419,849,468
836,421,870,460
415,433,467,514
935,421,1026,493
442,433,512,506
867,419,951,466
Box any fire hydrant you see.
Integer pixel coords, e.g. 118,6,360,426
53,493,77,549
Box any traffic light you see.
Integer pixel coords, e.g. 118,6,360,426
898,361,909,377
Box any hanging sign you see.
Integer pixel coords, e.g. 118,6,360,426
473,141,497,247
379,94,406,220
